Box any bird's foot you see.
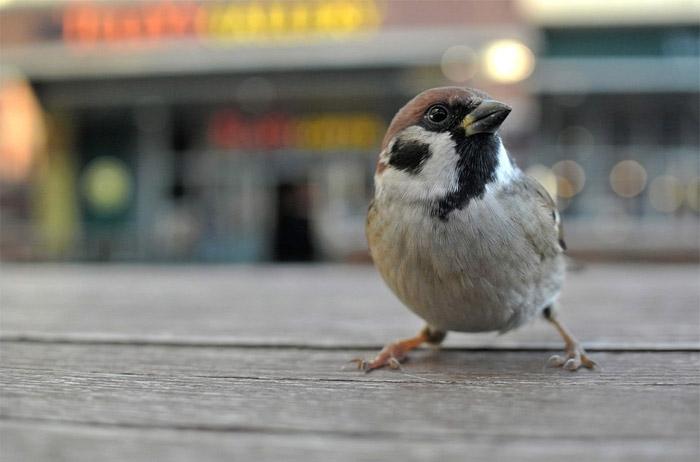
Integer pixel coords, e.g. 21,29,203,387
547,343,597,371
351,340,416,373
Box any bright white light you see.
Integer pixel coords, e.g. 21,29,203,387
482,39,535,84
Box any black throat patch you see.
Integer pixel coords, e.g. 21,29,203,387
432,133,500,221
388,139,432,175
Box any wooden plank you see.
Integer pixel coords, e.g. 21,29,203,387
2,420,698,462
1,264,698,349
1,343,698,443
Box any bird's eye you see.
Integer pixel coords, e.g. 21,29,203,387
426,105,449,125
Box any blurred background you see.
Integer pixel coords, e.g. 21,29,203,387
0,0,698,264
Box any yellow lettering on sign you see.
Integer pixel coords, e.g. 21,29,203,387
210,111,385,152
268,3,285,35
291,4,310,36
63,1,382,47
294,114,384,151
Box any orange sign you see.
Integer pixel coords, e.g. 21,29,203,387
63,1,382,47
209,110,384,152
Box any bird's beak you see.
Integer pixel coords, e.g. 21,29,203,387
461,100,512,136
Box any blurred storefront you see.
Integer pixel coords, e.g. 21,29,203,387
0,0,697,262
521,0,700,259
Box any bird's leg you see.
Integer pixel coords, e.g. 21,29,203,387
543,306,597,371
352,326,446,373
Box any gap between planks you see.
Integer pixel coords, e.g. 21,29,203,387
1,333,698,352
2,415,696,443
3,420,697,462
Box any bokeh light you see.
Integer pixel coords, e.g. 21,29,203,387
648,175,684,213
0,71,45,183
81,156,132,215
609,160,647,198
0,0,697,266
552,160,585,198
482,39,535,84
525,164,557,199
686,177,700,212
440,45,478,83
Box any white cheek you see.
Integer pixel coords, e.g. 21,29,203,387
376,128,459,203
417,130,460,195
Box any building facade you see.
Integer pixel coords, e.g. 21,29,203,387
1,0,697,262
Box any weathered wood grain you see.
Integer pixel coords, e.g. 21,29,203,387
1,264,698,462
1,264,698,349
1,343,698,445
2,420,697,462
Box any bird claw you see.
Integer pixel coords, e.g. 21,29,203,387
547,354,566,367
348,358,368,371
387,357,403,370
350,340,412,373
349,354,405,373
547,344,597,371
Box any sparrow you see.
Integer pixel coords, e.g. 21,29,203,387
355,86,596,372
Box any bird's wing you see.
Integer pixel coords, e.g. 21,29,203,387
513,174,567,256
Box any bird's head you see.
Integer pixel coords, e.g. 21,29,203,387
375,87,515,219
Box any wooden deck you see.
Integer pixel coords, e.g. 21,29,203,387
1,263,698,461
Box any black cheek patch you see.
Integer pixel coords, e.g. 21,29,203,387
388,140,432,175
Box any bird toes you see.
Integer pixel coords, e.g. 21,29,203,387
563,358,581,371
581,354,598,370
547,347,597,372
348,355,404,373
547,354,566,367
386,356,403,370
347,358,368,371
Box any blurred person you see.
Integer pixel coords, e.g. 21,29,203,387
273,181,316,262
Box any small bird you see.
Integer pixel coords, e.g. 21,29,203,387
355,86,595,372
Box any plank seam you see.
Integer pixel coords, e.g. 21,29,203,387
2,415,698,441
1,335,698,352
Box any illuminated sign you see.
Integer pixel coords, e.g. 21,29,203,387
62,0,382,47
209,110,384,152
